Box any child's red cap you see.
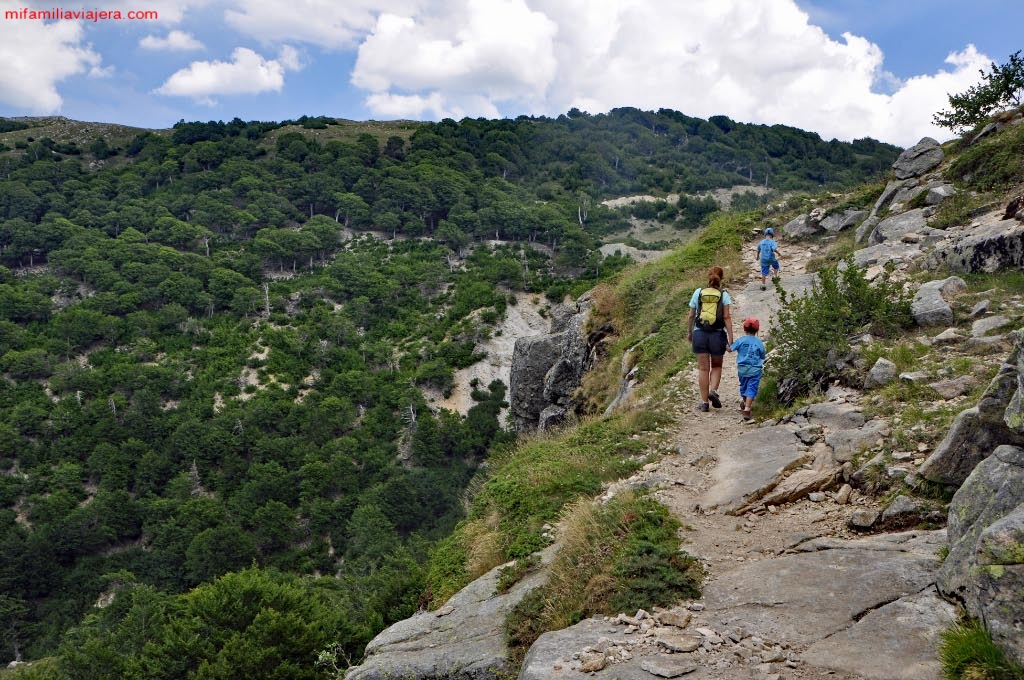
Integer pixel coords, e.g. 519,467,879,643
742,317,760,332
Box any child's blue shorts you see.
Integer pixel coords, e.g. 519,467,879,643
739,374,761,399
760,258,780,277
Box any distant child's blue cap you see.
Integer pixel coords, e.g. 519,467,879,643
765,227,774,235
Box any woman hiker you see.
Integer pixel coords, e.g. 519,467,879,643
686,266,734,412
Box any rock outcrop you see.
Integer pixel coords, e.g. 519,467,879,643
915,331,1024,487
892,137,944,180
925,215,1024,273
910,276,966,326
938,445,1024,665
509,295,600,431
346,548,556,680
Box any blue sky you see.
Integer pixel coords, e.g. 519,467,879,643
0,0,1019,147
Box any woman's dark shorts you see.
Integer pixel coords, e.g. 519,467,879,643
691,328,727,356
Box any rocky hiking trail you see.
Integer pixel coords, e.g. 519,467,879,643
513,239,956,680
348,135,1024,680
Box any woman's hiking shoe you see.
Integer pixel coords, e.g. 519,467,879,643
708,391,722,409
699,402,710,412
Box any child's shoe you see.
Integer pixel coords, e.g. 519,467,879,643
699,402,710,412
742,409,752,419
708,391,722,409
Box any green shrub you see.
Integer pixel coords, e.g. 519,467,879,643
768,259,913,404
503,493,701,670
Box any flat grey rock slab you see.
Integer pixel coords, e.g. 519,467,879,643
701,530,944,647
803,587,956,680
971,314,1011,337
853,240,923,269
519,617,657,680
698,426,808,512
825,418,888,461
348,547,556,680
804,401,867,431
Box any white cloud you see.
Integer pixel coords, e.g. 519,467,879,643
352,0,558,119
347,0,995,146
140,30,205,51
154,46,302,104
223,0,420,49
365,91,499,119
0,1,103,112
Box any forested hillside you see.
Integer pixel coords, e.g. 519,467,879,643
0,108,899,676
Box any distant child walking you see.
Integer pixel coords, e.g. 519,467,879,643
756,228,780,290
731,317,766,419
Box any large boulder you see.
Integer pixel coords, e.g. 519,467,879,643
872,179,917,216
938,445,1024,665
510,296,593,431
346,548,555,680
782,213,821,239
892,137,944,179
868,208,930,245
820,209,868,234
925,183,957,206
925,216,1024,273
916,331,1024,487
976,506,1024,665
854,215,879,245
910,276,966,326
863,357,897,389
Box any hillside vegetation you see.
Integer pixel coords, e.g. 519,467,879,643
0,109,897,676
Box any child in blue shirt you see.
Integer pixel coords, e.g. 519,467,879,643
731,317,767,419
756,228,780,290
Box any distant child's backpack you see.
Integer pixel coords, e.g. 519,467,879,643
695,287,725,330
758,238,775,261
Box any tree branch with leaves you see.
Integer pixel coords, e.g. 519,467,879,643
934,51,1024,134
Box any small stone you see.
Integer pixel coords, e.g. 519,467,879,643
849,509,879,529
928,375,976,399
579,651,606,672
932,328,963,345
917,442,929,452
970,299,991,317
657,633,703,653
808,492,826,502
835,484,853,504
687,602,705,612
971,314,1010,337
887,466,910,480
640,658,698,678
657,610,692,629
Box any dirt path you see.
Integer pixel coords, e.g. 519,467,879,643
656,237,853,573
629,238,941,680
